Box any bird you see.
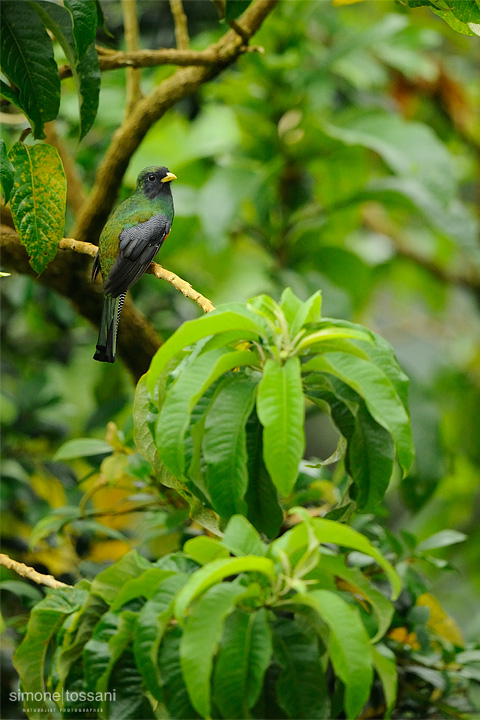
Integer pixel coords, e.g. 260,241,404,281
92,165,176,363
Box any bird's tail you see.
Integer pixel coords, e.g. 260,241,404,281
93,292,126,363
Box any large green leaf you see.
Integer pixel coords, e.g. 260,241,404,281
89,611,136,696
91,550,152,604
13,588,87,719
134,575,188,700
222,515,267,557
159,627,200,719
203,378,257,518
8,142,66,274
147,307,264,394
64,0,98,58
294,590,373,719
53,438,112,461
303,352,414,474
244,416,284,538
184,536,230,564
174,556,275,620
372,645,397,718
0,1,60,138
156,347,257,479
271,518,401,599
180,581,249,718
273,616,329,719
32,1,99,139
257,356,305,495
110,569,175,611
0,139,14,202
213,608,273,718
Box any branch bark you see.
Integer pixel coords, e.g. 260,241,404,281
121,0,142,117
170,0,190,50
72,0,279,245
0,552,69,590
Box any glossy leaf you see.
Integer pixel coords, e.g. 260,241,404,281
273,616,329,719
91,550,152,604
147,307,264,393
0,1,60,138
64,0,98,59
156,347,257,478
372,645,398,717
257,357,305,495
174,556,275,620
213,609,272,718
184,536,230,564
134,574,188,700
416,529,467,553
31,1,100,139
159,627,199,719
180,581,249,717
8,142,66,274
303,352,414,473
222,515,267,557
203,378,257,517
294,590,373,719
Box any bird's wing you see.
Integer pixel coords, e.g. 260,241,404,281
103,213,171,297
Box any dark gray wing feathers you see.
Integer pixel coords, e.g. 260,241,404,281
103,214,170,297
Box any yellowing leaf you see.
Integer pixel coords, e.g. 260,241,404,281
332,0,365,5
30,473,66,509
388,627,420,649
8,142,66,274
87,539,133,563
416,593,464,647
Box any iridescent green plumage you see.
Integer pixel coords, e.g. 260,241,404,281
93,165,175,363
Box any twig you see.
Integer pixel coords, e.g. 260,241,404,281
72,0,279,246
121,0,142,117
169,0,190,50
0,553,69,590
56,237,215,313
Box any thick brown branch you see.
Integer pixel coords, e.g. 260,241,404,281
72,0,279,245
170,0,190,50
0,553,69,590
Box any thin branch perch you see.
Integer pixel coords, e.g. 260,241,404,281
121,0,142,117
170,0,190,50
0,553,69,590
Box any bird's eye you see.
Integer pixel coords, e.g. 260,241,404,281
148,173,156,182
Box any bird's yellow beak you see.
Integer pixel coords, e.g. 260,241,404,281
161,172,177,183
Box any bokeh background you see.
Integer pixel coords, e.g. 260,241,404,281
1,0,479,666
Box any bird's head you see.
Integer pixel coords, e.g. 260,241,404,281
137,166,177,199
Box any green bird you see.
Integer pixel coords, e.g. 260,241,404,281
92,165,176,363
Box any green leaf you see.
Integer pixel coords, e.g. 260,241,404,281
147,307,264,394
257,356,305,495
159,627,200,719
244,416,284,538
0,1,60,139
0,139,14,202
0,580,43,605
203,378,257,518
184,536,230,564
174,556,275,620
85,611,136,701
0,78,20,106
291,290,322,338
91,550,152,604
8,142,66,274
273,616,329,719
13,588,87,719
372,645,397,718
134,574,188,700
317,555,394,642
110,568,175,611
294,590,373,719
416,529,467,553
271,518,401,599
303,352,414,474
180,580,250,718
222,515,267,557
213,608,273,718
64,0,98,59
32,1,99,140
107,647,155,719
53,438,112,461
156,347,257,479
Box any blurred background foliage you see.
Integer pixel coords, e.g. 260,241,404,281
1,0,479,691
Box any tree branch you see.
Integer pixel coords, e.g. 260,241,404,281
121,0,142,117
72,0,279,245
0,553,69,590
170,0,190,51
